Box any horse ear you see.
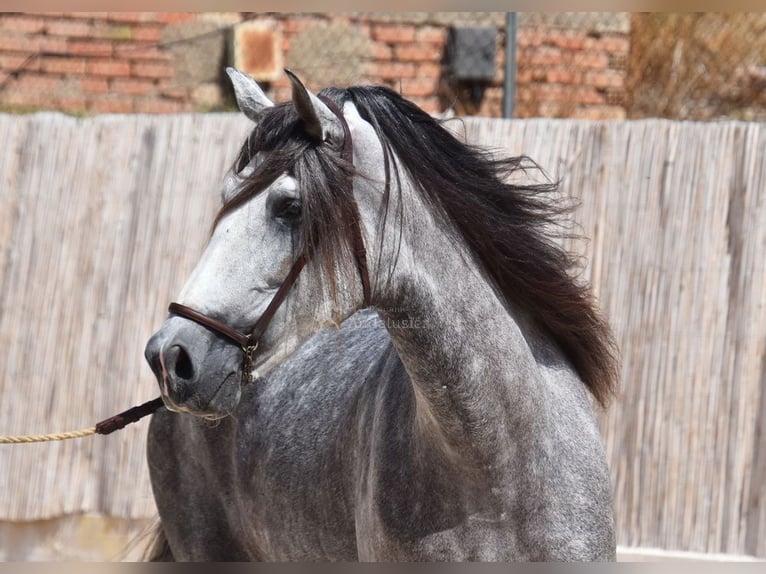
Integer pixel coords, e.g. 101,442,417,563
226,67,274,123
285,69,341,143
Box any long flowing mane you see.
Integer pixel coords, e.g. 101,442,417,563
328,86,618,406
219,85,618,406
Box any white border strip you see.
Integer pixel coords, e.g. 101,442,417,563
617,545,763,562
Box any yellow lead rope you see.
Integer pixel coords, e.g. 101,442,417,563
0,397,164,444
0,427,97,444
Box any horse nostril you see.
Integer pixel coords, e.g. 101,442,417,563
144,335,163,377
167,344,195,381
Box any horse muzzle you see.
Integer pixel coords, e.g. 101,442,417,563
144,318,243,417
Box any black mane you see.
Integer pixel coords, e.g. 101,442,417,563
218,86,618,406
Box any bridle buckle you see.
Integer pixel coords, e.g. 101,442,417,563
241,340,259,385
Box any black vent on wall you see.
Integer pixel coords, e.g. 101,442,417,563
446,26,497,82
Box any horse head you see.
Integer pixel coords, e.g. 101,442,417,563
144,69,387,417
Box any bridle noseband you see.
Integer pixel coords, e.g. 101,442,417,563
168,97,370,385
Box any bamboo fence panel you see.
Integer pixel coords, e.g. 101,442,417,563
464,118,766,558
0,113,764,558
0,112,250,520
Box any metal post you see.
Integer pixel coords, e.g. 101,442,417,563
503,12,518,119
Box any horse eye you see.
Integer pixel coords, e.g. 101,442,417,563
273,197,302,223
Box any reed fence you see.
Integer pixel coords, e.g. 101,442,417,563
0,113,763,558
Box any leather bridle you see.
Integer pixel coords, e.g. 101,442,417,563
168,97,370,385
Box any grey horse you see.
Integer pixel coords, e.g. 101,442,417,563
144,68,618,561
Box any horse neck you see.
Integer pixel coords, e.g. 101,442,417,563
370,183,562,461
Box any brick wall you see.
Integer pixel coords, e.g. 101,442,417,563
0,12,207,114
516,27,629,119
0,12,630,118
267,14,451,115
265,13,629,118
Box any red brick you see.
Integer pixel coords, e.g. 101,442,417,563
131,62,174,79
67,40,114,57
536,101,564,117
572,52,609,69
39,36,69,55
281,18,318,35
609,52,628,71
496,49,506,68
518,46,536,60
159,83,188,99
399,77,438,98
58,96,88,113
583,36,621,54
527,46,564,68
0,89,45,108
546,31,586,51
572,86,606,105
408,96,441,114
15,73,64,91
114,45,169,61
153,13,198,25
45,19,93,38
415,26,445,44
106,13,160,24
584,69,624,89
88,59,131,77
79,77,109,93
417,62,442,79
517,86,537,104
371,42,392,61
546,68,580,84
271,75,290,90
516,68,533,84
89,97,134,113
605,88,626,106
271,86,290,103
478,88,503,117
529,68,547,82
514,101,536,118
0,53,40,71
573,105,626,120
0,15,46,34
134,98,188,113
518,29,545,48
601,35,629,53
131,25,164,43
64,12,110,20
583,36,601,50
372,24,416,44
530,83,569,103
373,61,417,80
394,44,441,62
0,33,40,53
111,77,156,96
40,57,87,75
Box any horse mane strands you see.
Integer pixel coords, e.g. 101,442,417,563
342,86,619,406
